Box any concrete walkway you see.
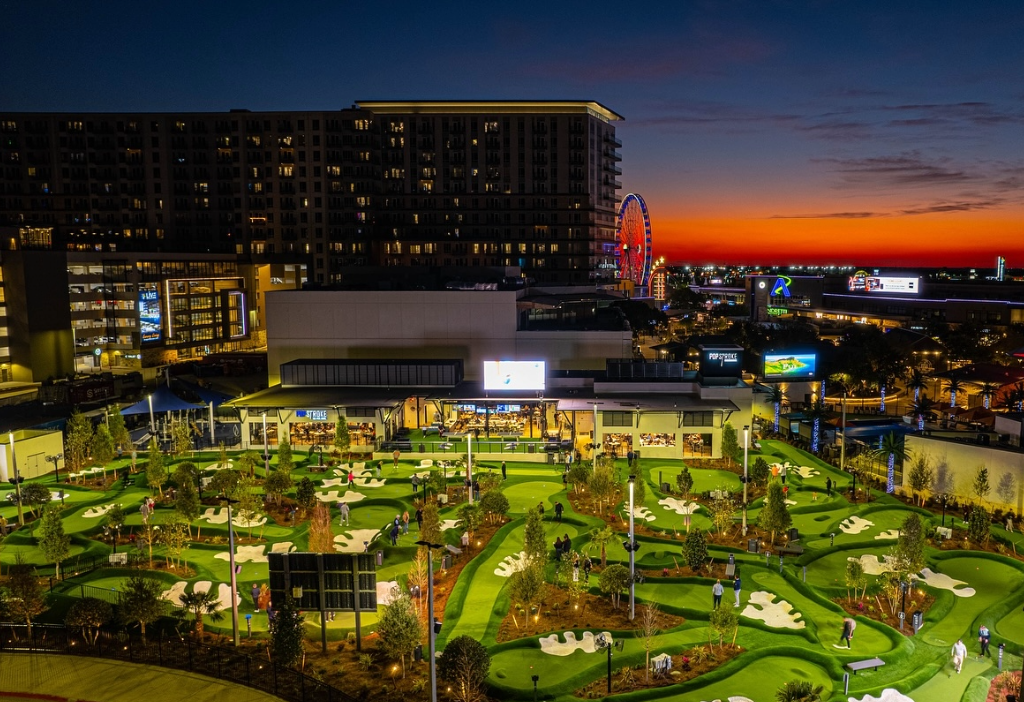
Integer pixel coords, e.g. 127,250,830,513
0,653,284,702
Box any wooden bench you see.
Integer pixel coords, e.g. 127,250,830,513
445,544,463,558
776,543,805,556
847,658,885,674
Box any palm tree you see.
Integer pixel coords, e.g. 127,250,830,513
775,680,824,702
870,431,912,494
976,381,1000,410
764,385,786,434
944,374,966,409
805,400,829,454
912,395,935,431
906,369,928,405
177,589,224,637
589,526,614,567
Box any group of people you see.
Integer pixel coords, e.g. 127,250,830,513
711,576,742,609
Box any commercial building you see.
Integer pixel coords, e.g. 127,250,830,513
0,101,623,286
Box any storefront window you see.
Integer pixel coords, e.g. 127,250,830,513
683,433,712,458
349,422,376,447
640,433,676,448
290,421,335,446
251,421,278,447
602,432,633,457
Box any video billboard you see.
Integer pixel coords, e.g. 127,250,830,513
847,272,920,295
764,353,817,379
138,287,162,343
483,361,546,391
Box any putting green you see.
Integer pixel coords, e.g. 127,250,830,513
502,481,565,513
663,654,833,702
921,556,1024,647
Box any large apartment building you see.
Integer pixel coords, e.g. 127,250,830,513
0,101,623,285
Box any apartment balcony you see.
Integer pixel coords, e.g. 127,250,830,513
603,162,622,176
603,176,622,189
603,148,621,161
604,133,623,148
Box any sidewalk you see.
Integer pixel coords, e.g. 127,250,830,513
0,653,284,702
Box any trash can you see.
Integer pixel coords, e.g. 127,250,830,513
912,611,923,632
547,452,555,464
376,550,384,566
419,443,425,453
747,538,760,554
527,444,536,454
634,450,641,461
661,482,672,493
413,645,423,662
442,555,453,570
788,528,799,542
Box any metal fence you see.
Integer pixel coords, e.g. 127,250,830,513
0,623,355,702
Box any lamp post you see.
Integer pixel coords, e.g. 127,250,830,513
148,394,155,433
627,474,636,621
46,452,64,484
742,425,749,536
221,495,240,646
8,432,24,527
466,431,474,505
262,412,269,474
531,675,539,702
596,634,621,694
417,540,444,702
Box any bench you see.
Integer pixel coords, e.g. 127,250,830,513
776,543,805,556
935,526,952,539
847,658,885,674
108,552,128,566
445,544,463,557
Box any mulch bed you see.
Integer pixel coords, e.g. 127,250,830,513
832,592,936,636
575,643,744,698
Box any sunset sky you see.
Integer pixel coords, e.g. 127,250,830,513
3,1,1022,268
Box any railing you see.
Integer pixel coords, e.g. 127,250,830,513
0,623,355,702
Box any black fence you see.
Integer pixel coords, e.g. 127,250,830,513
0,623,356,702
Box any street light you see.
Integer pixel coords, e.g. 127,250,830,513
8,432,24,527
595,634,623,694
148,394,155,433
531,675,539,702
220,494,241,646
46,453,64,484
416,539,445,702
262,411,270,475
627,475,636,621
741,425,749,536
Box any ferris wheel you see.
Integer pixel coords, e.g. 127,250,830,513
615,193,653,287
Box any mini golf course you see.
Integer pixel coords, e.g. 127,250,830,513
3,438,1023,701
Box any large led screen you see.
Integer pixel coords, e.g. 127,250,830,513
847,273,920,294
764,353,817,379
139,288,162,343
483,361,546,391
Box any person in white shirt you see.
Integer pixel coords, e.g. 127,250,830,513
712,580,724,609
951,639,968,674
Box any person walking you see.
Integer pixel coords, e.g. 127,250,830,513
251,583,261,612
712,580,724,609
780,464,787,485
733,575,742,608
562,470,569,490
979,624,991,657
952,638,967,674
389,522,400,546
415,506,423,531
501,461,507,480
339,501,350,527
347,468,355,485
412,473,419,495
554,501,563,522
376,461,383,479
583,556,592,584
402,510,410,535
562,533,571,555
839,617,856,648
825,477,833,497
554,536,563,559
392,449,401,470
627,450,635,468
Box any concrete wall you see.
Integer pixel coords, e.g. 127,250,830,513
1,430,65,480
904,434,1024,513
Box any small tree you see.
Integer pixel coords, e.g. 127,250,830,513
91,423,116,466
590,526,614,567
599,563,631,609
295,477,317,516
968,506,990,544
117,574,164,644
636,602,660,682
758,479,792,544
264,469,293,505
845,559,866,602
776,681,824,702
146,438,166,496
457,502,482,548
105,503,126,538
210,468,241,497
406,549,428,615
895,513,926,575
21,482,52,518
175,478,201,536
684,528,709,573
478,489,510,525
269,594,306,668
437,635,490,702
333,418,351,457
568,462,592,494
907,456,934,507
997,471,1017,507
277,440,294,474
973,466,991,505
38,504,71,578
707,488,736,536
425,469,448,498
522,506,547,565
721,422,741,467
108,408,131,456
66,597,112,644
507,562,544,632
237,450,260,478
308,503,334,553
750,457,770,487
171,420,193,458
676,467,694,498
377,588,422,677
217,442,230,470
161,513,192,572
631,474,647,511
177,588,224,637
709,606,738,650
234,474,262,539
173,461,199,486
7,555,47,637
588,460,617,513
65,410,93,473
420,502,442,551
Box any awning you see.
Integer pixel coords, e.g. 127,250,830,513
121,386,204,416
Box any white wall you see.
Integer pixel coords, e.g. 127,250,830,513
904,434,1024,513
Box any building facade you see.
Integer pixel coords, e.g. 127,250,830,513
0,101,623,286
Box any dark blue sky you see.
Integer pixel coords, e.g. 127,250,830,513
3,1,1023,265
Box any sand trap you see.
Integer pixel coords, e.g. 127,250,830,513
199,507,267,528
351,476,387,488
316,489,366,504
376,581,400,605
785,499,797,506
321,478,347,488
913,567,975,597
440,519,460,531
334,528,382,553
792,465,820,479
840,516,874,534
698,698,754,702
538,631,612,656
658,497,700,515
875,529,900,540
494,551,528,578
270,541,295,554
633,506,656,522
161,581,188,604
83,503,118,519
849,690,915,702
413,471,432,480
740,591,804,629
849,554,896,575
163,581,236,612
204,461,233,472
214,545,267,563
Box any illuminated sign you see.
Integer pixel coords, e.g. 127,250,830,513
770,275,793,297
295,410,329,421
483,361,546,391
847,272,920,295
764,353,817,379
767,307,788,316
138,288,162,343
699,346,744,378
